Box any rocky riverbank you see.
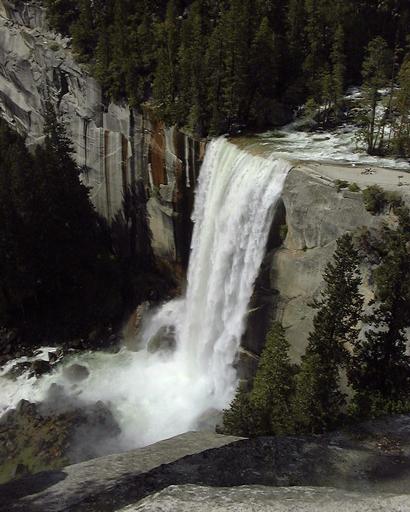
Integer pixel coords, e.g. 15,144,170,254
2,414,410,511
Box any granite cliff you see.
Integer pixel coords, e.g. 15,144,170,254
0,0,204,267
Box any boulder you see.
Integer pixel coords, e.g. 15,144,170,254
63,364,89,383
147,325,176,354
0,393,121,485
30,359,51,377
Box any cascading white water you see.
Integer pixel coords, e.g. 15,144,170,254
0,137,290,449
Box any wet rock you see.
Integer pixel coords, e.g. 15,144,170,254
70,339,83,350
30,359,51,377
234,348,260,382
0,393,121,485
147,325,176,354
63,364,89,383
87,329,99,344
195,408,223,431
12,464,29,480
123,302,151,350
48,349,64,364
16,399,37,416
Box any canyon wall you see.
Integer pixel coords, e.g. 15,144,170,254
0,0,204,267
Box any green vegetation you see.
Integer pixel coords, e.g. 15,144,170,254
223,323,296,437
334,179,349,192
362,185,402,214
348,182,360,192
349,205,410,418
0,109,159,345
224,213,410,436
279,224,288,242
43,0,410,140
292,233,363,433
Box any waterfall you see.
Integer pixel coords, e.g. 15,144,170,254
128,137,291,443
0,138,290,449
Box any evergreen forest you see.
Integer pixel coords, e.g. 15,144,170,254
44,0,410,149
0,110,168,344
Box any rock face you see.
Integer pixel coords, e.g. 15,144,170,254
244,164,409,361
271,167,382,358
0,393,120,485
0,0,204,266
2,414,410,511
121,485,410,512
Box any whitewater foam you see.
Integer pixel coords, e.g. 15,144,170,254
0,138,290,448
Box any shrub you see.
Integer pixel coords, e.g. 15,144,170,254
348,182,361,192
334,179,349,192
363,186,404,214
49,42,60,52
362,185,387,214
279,224,288,242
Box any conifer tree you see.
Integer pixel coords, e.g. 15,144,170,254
94,25,112,101
331,24,346,115
222,383,253,437
349,211,410,417
304,0,325,99
219,0,253,131
391,55,410,157
45,0,79,35
153,0,180,123
292,233,364,433
109,0,131,101
250,322,296,436
205,21,225,134
249,17,279,128
71,0,96,62
285,0,307,104
359,37,391,154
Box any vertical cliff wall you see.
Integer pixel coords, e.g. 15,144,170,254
0,0,205,266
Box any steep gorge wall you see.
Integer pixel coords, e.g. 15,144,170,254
0,0,205,267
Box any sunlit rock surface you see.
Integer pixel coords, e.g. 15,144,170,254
119,485,410,512
242,159,410,361
2,414,410,512
0,0,204,265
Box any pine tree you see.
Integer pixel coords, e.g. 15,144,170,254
284,0,307,104
94,27,112,101
292,352,344,433
45,0,79,35
71,0,96,62
331,24,346,116
359,37,391,155
292,233,364,433
177,1,208,133
108,0,131,101
303,0,325,99
249,322,296,436
222,383,253,437
249,17,279,128
0,121,36,323
205,21,225,134
391,55,410,157
349,211,410,417
153,0,180,123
